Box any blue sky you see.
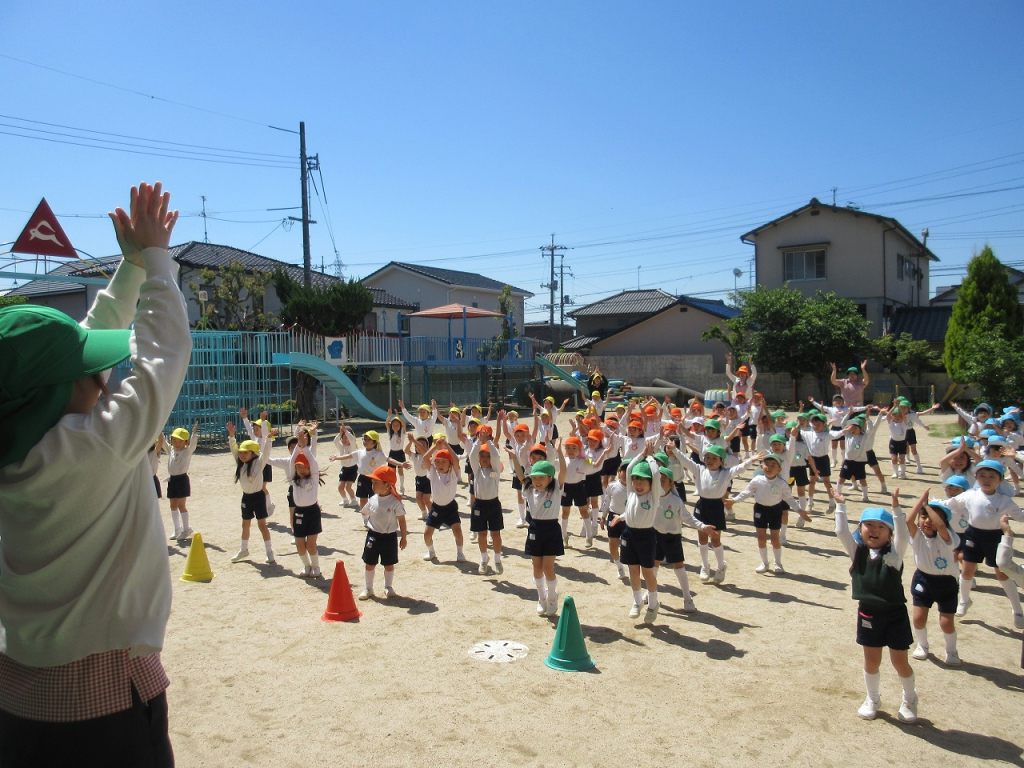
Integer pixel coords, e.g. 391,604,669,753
2,1,1022,323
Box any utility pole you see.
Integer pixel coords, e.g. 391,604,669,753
299,121,312,288
558,253,573,347
200,196,209,243
540,234,566,346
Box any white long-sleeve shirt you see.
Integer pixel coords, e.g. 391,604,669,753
287,446,320,507
731,474,797,508
945,488,1024,532
333,429,358,467
834,503,908,564
402,406,438,440
842,412,885,462
0,249,191,667
654,490,705,535
468,442,501,500
166,429,199,476
601,479,628,519
229,435,272,494
800,427,831,458
673,448,755,499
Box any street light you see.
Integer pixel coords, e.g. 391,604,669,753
733,268,742,293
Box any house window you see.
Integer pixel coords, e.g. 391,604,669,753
855,304,867,318
783,249,826,281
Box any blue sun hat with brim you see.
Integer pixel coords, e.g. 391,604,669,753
942,475,970,492
926,501,953,524
853,507,894,544
983,419,997,427
974,403,993,415
950,436,976,449
975,459,1005,478
980,429,998,439
987,436,1008,447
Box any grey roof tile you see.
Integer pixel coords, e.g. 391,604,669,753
364,262,532,296
889,306,952,343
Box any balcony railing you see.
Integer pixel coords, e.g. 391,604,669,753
335,331,549,365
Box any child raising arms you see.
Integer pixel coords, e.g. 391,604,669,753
165,420,199,541
226,422,274,564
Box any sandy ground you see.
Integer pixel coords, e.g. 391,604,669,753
160,413,1023,768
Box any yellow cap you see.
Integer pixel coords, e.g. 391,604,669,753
171,428,190,442
418,403,430,411
449,407,461,414
364,430,380,442
238,439,261,455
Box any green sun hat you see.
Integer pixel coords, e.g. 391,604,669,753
704,418,722,431
658,466,674,481
769,434,787,445
771,410,786,419
630,461,653,479
529,460,556,477
653,451,670,467
705,445,728,460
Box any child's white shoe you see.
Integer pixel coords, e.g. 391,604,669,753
357,589,373,601
897,695,918,724
230,549,250,563
944,651,962,666
713,564,727,584
699,566,711,582
516,521,527,528
682,598,697,613
755,563,769,574
422,551,436,561
456,552,468,563
469,531,478,543
537,600,547,616
298,565,311,578
955,597,972,617
857,696,880,720
773,564,785,575
383,586,396,599
912,645,929,661
266,500,275,517
310,567,321,578
545,596,559,617
628,603,642,619
1014,612,1024,630
169,531,182,541
795,517,805,528
643,605,659,624
477,562,489,575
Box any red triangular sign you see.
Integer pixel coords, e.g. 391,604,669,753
12,199,79,258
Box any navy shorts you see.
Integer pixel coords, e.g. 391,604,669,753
153,475,162,499
602,455,622,477
655,531,685,564
729,436,741,453
674,481,688,504
167,474,190,498
363,530,399,566
742,423,757,439
753,501,786,531
561,480,588,508
911,570,958,614
866,450,878,467
620,525,657,569
840,460,867,481
470,497,504,532
690,450,704,467
856,603,913,650
426,499,461,529
525,518,564,557
584,472,604,498
512,474,523,491
695,497,727,532
293,503,323,537
809,455,831,478
389,448,406,464
450,443,465,456
906,427,918,446
889,439,908,456
287,486,294,508
241,491,268,520
356,475,373,499
607,516,626,539
789,466,809,487
961,525,1001,568
338,465,358,483
830,428,845,443
262,464,273,483
415,475,431,494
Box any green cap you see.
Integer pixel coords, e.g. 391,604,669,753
630,461,653,479
0,304,131,469
785,420,798,429
847,366,859,373
897,398,911,407
704,418,722,431
797,412,809,420
771,410,786,419
658,466,674,481
529,460,555,477
809,410,826,422
653,451,670,467
768,434,787,445
849,418,866,429
705,445,727,460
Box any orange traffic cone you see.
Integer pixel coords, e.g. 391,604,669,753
322,561,361,622
180,532,215,582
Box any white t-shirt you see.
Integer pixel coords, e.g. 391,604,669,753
364,493,405,534
911,530,960,577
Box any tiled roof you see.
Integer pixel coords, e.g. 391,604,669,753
562,334,603,350
568,289,677,318
6,255,122,297
362,262,532,296
685,298,741,320
169,242,339,288
889,306,951,343
365,286,417,310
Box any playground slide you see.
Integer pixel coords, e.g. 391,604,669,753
535,355,586,395
272,352,389,421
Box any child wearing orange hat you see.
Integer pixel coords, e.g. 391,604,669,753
285,428,324,577
507,421,537,526
581,425,616,544
420,438,466,562
725,353,757,402
468,414,507,574
359,465,407,599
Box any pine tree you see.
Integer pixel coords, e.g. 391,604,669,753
943,245,1023,382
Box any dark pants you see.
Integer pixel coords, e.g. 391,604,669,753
0,686,173,768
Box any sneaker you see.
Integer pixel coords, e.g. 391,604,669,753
516,521,527,528
807,499,815,512
713,564,727,584
477,562,489,575
545,597,559,617
879,484,888,494
469,531,478,543
779,533,788,546
563,535,569,546
773,564,785,575
616,565,627,579
827,498,836,512
494,560,503,574
699,566,711,582
169,531,182,541
298,565,311,578
897,696,918,724
795,517,805,528
310,567,322,578
383,586,396,599
682,599,697,613
230,549,250,563
265,553,276,564
858,696,880,720
456,552,468,563
628,603,642,619
422,551,436,561
755,563,769,574
641,590,649,604
916,466,924,475
643,605,659,624
945,651,962,666
955,597,972,617
585,536,594,548
860,491,869,502
912,645,929,661
1014,612,1024,630
176,527,193,541
891,471,899,479
357,589,373,601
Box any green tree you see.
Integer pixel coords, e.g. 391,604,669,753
496,285,517,340
944,245,1024,382
0,295,27,309
272,269,374,419
187,260,277,331
957,325,1024,406
872,332,941,386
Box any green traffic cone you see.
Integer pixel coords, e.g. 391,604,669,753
544,595,595,672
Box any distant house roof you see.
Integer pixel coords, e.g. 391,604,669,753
889,306,952,343
6,255,122,297
568,289,677,318
563,296,740,351
360,261,532,296
930,265,1024,306
365,286,417,310
740,199,939,262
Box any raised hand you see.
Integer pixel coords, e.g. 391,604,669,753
226,422,236,436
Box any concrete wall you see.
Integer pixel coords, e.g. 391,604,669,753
587,354,717,392
589,307,732,369
19,289,88,320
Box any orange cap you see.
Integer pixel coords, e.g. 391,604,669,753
369,465,396,484
435,450,454,463
513,424,530,433
565,436,583,448
587,429,604,442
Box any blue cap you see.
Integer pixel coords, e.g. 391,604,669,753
975,459,1006,478
980,429,999,439
988,437,1008,446
926,501,952,524
1000,413,1019,423
950,436,976,449
943,474,970,491
974,403,993,414
853,507,895,544
984,419,997,426
1003,406,1019,414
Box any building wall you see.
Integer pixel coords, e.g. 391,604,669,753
752,206,930,336
18,290,88,320
590,307,732,370
587,353,716,391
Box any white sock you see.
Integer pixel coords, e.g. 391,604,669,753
944,630,957,655
675,567,691,597
239,538,248,551
647,589,660,610
493,552,502,564
309,553,320,569
480,552,489,565
913,625,928,649
864,671,880,700
915,456,922,470
365,569,374,591
170,509,182,532
758,547,769,566
560,517,569,539
699,543,710,568
899,672,917,702
298,551,311,567
780,524,788,543
714,545,726,570
798,497,806,511
773,547,783,567
264,539,274,557
518,502,526,522
1000,578,1023,613
534,577,547,602
547,578,558,604
180,511,190,531
960,576,975,603
631,589,643,606
456,547,465,558
384,569,394,588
